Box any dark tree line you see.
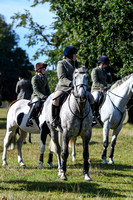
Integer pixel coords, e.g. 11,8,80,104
0,14,34,102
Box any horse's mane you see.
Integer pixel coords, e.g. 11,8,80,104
110,74,133,91
75,66,88,73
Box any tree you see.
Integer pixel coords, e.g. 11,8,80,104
11,0,133,122
11,0,133,77
0,14,34,102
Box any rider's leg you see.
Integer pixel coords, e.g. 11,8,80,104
91,91,100,127
26,104,36,127
91,91,100,118
51,91,62,128
26,97,40,127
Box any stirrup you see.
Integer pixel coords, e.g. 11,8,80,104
26,119,33,127
51,119,58,128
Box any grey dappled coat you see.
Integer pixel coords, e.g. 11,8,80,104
16,79,33,100
31,74,51,100
55,59,80,92
91,66,107,93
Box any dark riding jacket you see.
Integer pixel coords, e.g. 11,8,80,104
55,59,80,92
91,66,108,93
31,74,51,100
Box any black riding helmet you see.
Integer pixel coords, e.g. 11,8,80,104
64,46,79,60
98,55,110,65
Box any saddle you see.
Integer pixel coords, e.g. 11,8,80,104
97,92,106,109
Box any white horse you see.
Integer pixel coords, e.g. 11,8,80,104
43,66,92,181
98,73,133,164
2,99,54,168
67,74,133,165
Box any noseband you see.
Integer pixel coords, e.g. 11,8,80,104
73,83,88,100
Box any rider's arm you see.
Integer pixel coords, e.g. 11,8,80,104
57,61,72,87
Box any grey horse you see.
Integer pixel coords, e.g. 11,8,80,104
43,66,92,181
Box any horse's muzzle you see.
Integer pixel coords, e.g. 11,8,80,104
80,95,87,103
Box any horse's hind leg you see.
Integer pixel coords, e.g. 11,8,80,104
38,123,47,169
50,129,61,177
17,130,27,166
60,132,69,181
29,133,32,143
82,136,92,181
2,128,16,166
108,125,122,164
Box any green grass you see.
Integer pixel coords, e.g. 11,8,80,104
0,108,133,200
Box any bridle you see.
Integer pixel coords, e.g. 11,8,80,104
73,83,88,100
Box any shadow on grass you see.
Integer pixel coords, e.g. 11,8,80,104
0,179,127,198
91,160,133,171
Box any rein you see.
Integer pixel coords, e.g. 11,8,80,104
68,92,90,136
107,91,126,129
108,90,129,99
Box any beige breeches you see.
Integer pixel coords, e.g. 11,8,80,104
52,91,64,106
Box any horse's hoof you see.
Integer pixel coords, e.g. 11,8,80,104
58,170,62,177
72,157,76,162
49,162,55,169
60,173,67,181
20,162,26,167
84,174,92,181
38,164,44,169
2,161,8,166
108,158,114,164
102,157,107,164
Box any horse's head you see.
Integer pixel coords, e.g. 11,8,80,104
73,66,89,103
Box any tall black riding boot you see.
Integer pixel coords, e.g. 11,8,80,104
51,104,60,128
26,104,35,127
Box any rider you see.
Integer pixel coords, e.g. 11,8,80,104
91,55,112,118
26,62,51,127
51,46,80,128
51,46,94,128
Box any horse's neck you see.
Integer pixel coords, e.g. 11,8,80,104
70,93,89,115
109,85,131,111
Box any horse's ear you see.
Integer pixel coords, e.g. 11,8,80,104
85,60,89,68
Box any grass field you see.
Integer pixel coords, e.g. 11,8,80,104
0,107,133,200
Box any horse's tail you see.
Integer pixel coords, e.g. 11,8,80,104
49,131,62,153
50,132,75,152
7,131,17,150
69,138,75,148
7,99,20,113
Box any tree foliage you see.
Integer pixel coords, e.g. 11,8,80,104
0,15,34,102
11,0,133,78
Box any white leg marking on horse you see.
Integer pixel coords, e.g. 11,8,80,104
84,174,92,181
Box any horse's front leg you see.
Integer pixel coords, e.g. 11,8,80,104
102,120,111,164
82,135,92,181
60,131,69,181
17,130,27,166
108,125,122,164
